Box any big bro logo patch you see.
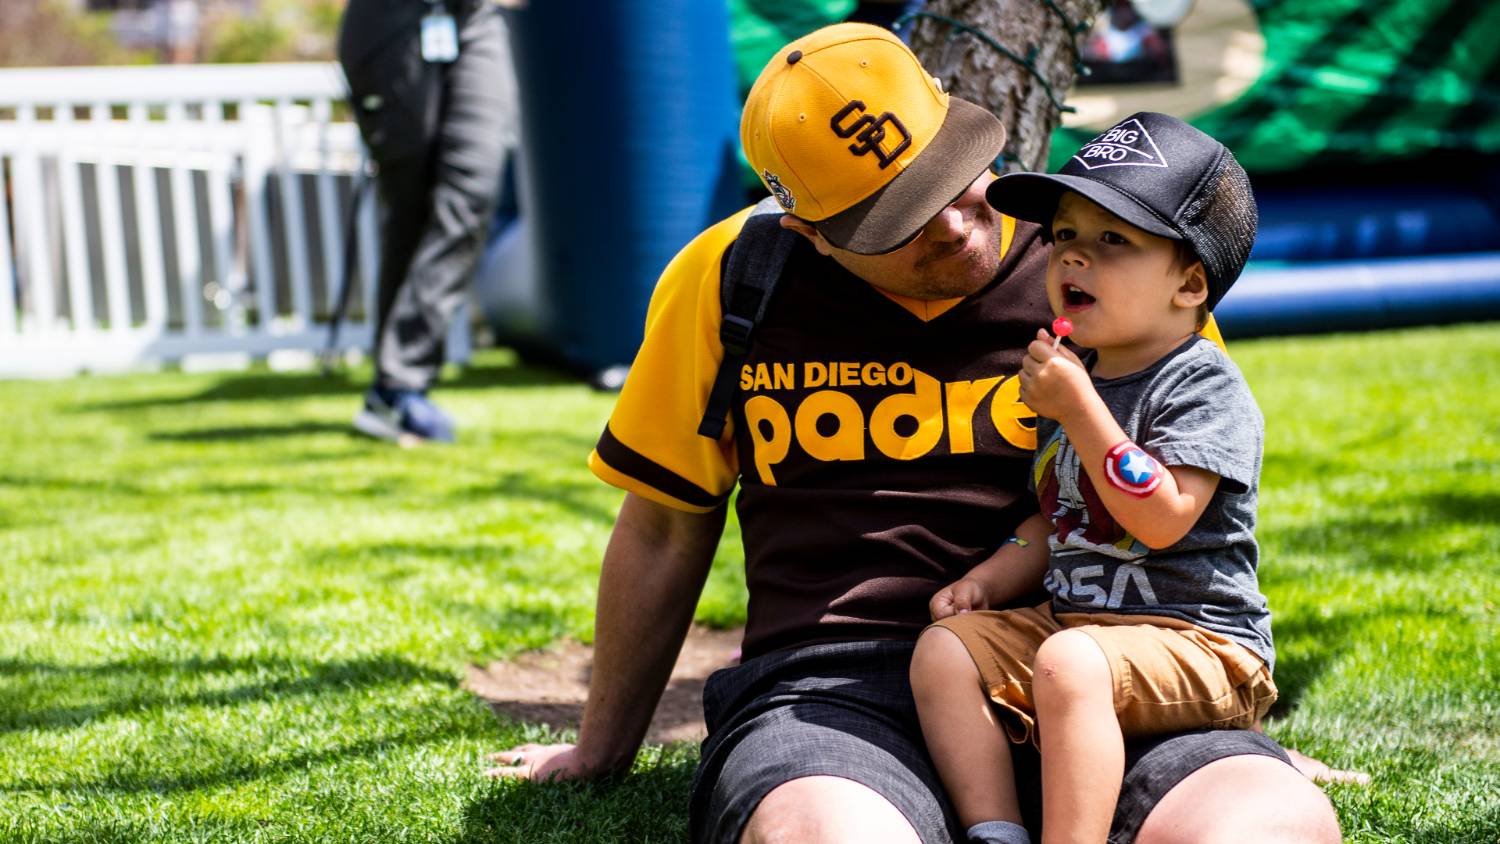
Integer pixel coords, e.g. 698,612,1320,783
1073,118,1168,170
737,361,1036,485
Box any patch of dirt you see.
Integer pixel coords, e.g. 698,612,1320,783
465,626,744,744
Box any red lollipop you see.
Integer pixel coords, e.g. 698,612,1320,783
1051,317,1073,350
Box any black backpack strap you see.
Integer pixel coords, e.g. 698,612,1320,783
697,197,798,439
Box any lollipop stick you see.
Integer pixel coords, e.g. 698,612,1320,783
1051,317,1073,351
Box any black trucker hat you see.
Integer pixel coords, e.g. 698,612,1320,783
985,112,1257,309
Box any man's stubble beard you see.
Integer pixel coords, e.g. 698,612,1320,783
905,216,1002,299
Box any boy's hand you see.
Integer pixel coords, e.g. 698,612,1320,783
1020,329,1092,421
930,578,990,620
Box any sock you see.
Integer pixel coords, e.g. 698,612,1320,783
966,820,1031,844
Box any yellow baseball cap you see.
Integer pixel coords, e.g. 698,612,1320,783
741,23,1006,255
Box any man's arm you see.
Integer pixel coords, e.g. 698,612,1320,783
488,492,727,780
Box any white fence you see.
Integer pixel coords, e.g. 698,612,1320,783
0,62,482,378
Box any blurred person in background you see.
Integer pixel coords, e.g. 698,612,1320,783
338,0,507,444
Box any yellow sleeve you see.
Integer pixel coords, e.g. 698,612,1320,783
587,206,756,513
1200,314,1227,353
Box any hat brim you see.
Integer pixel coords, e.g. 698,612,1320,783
814,97,1006,255
985,172,1182,241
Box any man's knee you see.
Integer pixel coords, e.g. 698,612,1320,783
1135,755,1341,844
739,776,921,844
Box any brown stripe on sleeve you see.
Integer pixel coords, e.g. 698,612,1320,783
595,424,727,509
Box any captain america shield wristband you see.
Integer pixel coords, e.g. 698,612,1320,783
1104,441,1164,497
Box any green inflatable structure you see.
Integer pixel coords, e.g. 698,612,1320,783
727,0,1500,174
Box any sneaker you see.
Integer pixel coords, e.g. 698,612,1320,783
353,388,456,445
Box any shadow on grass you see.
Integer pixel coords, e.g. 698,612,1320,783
1260,601,1473,718
0,473,146,495
450,470,620,526
1260,486,1499,712
1263,488,1500,575
0,654,494,799
0,471,406,503
6,716,483,797
0,653,454,735
146,421,357,442
1421,490,1500,525
455,753,697,844
299,544,596,598
76,358,582,413
476,674,715,748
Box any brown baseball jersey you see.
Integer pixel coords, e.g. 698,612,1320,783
590,205,1066,658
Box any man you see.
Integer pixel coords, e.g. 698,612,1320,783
338,0,508,444
490,23,1341,844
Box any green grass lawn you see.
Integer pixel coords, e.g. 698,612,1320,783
1,325,1496,842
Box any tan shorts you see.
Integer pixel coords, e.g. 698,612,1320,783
932,602,1278,745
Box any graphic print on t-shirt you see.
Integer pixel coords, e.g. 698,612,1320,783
1033,425,1147,560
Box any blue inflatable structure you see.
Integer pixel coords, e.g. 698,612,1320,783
1251,181,1500,264
478,0,742,380
1217,252,1500,337
1215,176,1500,338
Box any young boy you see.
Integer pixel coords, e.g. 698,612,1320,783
910,112,1274,844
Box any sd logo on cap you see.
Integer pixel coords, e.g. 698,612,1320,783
741,23,1007,255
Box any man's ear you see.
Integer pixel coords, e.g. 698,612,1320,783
1173,261,1209,309
778,215,833,256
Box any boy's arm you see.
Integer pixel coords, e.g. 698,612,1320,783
930,512,1052,619
1019,332,1218,549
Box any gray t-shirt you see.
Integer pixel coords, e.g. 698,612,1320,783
1032,336,1274,671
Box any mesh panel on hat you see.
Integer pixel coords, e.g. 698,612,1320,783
1179,153,1257,308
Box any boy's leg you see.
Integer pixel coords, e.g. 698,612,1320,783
910,627,1024,831
1031,629,1122,844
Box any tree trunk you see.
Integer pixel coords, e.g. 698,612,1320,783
909,0,1105,172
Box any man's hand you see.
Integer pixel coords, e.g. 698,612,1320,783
485,743,598,782
930,578,989,620
479,495,726,788
1019,329,1091,422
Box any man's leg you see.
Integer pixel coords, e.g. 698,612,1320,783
371,157,433,388
375,5,508,392
1136,755,1340,844
691,641,961,844
740,776,920,844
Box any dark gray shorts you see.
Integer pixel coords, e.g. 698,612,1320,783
689,640,1292,844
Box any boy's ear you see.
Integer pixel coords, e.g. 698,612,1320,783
778,215,834,256
1173,261,1209,309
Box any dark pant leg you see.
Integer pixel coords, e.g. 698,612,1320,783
693,641,1298,844
370,156,434,385
692,642,963,844
338,0,442,391
372,4,508,392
